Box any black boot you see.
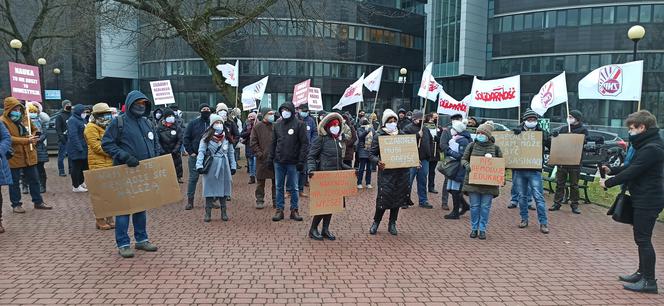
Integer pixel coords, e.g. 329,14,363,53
549,203,562,211
571,203,581,214
249,176,256,184
321,215,335,241
185,197,194,210
220,198,229,221
444,197,461,220
459,198,470,216
309,216,323,240
623,278,658,294
204,202,212,222
369,222,379,235
290,209,303,221
272,209,284,222
619,271,643,283
388,221,397,235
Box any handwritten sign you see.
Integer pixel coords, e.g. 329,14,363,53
309,170,357,216
84,155,182,218
548,134,585,165
379,135,419,169
149,80,175,105
468,156,505,186
9,62,42,102
493,131,543,169
308,87,323,111
292,79,311,107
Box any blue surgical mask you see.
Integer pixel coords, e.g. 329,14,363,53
165,116,175,123
281,111,292,119
267,115,275,123
213,123,224,133
300,111,308,118
9,111,22,122
101,114,113,121
29,113,38,119
476,134,488,143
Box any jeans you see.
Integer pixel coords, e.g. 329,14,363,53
428,159,438,190
554,166,581,204
357,158,372,185
247,156,256,177
57,142,70,174
115,211,148,248
514,170,548,225
511,171,533,205
408,160,429,205
274,162,299,210
469,193,493,232
70,159,88,188
9,166,43,207
633,208,663,279
187,156,200,199
298,170,307,192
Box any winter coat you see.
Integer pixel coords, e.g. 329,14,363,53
606,128,664,210
84,123,114,170
240,122,255,158
183,116,210,155
461,140,503,197
557,122,589,137
196,137,236,197
102,90,162,165
430,125,443,161
0,123,13,185
397,117,412,131
356,125,375,160
224,119,240,145
307,113,349,172
343,121,357,161
269,102,308,166
403,122,434,161
66,104,88,161
445,130,472,182
439,126,453,153
157,121,183,154
250,121,274,180
301,115,317,144
30,113,49,163
55,110,71,144
1,97,38,169
370,128,410,210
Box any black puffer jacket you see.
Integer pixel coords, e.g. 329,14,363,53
269,102,309,166
307,113,349,172
403,122,434,161
157,121,183,154
370,128,410,210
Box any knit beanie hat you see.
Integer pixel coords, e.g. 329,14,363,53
569,110,583,122
325,119,340,131
209,114,223,124
522,108,539,121
451,120,467,133
382,109,398,126
412,110,423,121
476,121,495,138
62,99,72,108
216,103,228,113
199,103,211,112
260,107,273,117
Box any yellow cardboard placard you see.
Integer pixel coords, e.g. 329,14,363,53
493,131,543,169
468,156,506,186
309,170,357,216
548,134,585,165
378,134,419,169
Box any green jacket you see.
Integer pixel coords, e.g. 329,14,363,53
461,140,503,197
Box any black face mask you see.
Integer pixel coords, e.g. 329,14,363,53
200,111,211,120
359,113,365,118
131,104,146,116
65,105,72,111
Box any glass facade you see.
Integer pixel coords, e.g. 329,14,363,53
430,0,461,77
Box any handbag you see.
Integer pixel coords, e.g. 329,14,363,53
200,143,223,175
437,156,460,178
607,188,634,224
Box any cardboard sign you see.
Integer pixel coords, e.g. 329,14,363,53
493,131,543,169
308,87,323,111
9,62,42,102
309,170,357,216
84,155,182,218
468,156,505,186
548,134,585,165
292,79,311,107
379,135,419,169
149,80,175,105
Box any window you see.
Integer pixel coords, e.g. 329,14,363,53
286,62,296,76
533,12,543,29
545,11,556,28
557,11,566,26
356,26,364,40
580,8,591,26
564,55,576,73
501,16,512,32
590,55,601,70
567,9,578,26
578,54,590,71
348,25,356,39
524,14,533,29
640,5,652,22
655,5,664,22
629,6,639,22
542,57,553,72
522,58,531,73
600,54,612,66
616,6,628,23
554,56,565,71
384,30,395,45
530,57,540,73
603,7,614,24
592,8,602,24
400,34,413,48
513,14,523,31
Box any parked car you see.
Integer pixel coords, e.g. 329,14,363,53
543,129,627,167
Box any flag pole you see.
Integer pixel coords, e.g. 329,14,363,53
565,100,571,132
235,86,239,109
25,102,33,151
417,98,428,148
370,88,380,125
637,100,641,111
518,104,521,122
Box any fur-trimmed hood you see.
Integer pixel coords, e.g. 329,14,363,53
317,112,344,137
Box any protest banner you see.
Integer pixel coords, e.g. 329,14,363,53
468,156,505,186
9,62,42,102
308,87,323,111
469,75,520,109
149,80,176,105
84,155,182,218
548,134,585,165
309,170,357,216
493,131,543,169
292,79,311,107
437,89,468,117
378,135,419,169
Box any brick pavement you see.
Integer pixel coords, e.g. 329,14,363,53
1,160,663,305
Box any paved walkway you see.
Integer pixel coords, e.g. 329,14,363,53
1,161,663,305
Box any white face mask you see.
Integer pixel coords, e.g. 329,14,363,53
567,117,576,125
524,121,537,129
218,110,228,121
329,126,340,135
385,122,398,132
281,111,292,119
213,123,223,132
165,116,175,123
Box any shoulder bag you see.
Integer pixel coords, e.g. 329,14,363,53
606,187,633,224
200,142,224,175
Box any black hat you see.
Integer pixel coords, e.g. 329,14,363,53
569,110,583,122
199,103,211,112
398,108,406,114
299,104,309,112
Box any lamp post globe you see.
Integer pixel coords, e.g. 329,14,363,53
53,68,61,75
400,67,408,76
37,58,46,65
628,25,646,42
9,39,22,49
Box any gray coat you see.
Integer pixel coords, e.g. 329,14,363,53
196,137,236,198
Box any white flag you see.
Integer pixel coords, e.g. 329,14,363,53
437,89,469,118
578,60,643,101
363,66,383,92
240,76,268,111
215,60,239,87
417,62,442,101
469,75,520,109
531,72,568,116
333,74,364,110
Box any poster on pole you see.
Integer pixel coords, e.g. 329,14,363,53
149,80,176,105
493,131,543,169
308,87,323,111
469,75,520,109
8,62,42,102
292,79,311,107
378,135,419,169
437,89,468,117
548,134,585,165
309,170,357,216
468,157,506,186
83,155,182,218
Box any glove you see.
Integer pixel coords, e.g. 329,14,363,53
126,155,140,167
231,169,236,175
551,130,559,137
513,128,522,135
296,163,304,172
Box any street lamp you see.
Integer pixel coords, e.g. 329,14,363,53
38,58,46,97
398,67,408,107
9,39,22,62
628,25,646,61
53,68,61,89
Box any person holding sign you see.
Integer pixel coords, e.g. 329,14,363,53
549,110,588,214
368,109,410,236
306,113,350,240
461,122,503,240
196,114,236,223
101,90,161,258
512,109,549,234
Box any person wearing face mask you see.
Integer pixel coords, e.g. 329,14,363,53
240,112,258,184
268,102,309,222
216,103,241,202
151,108,164,126
461,122,503,240
66,104,89,193
101,90,162,258
438,113,465,210
427,113,443,195
355,117,375,189
1,97,52,213
306,113,350,240
296,104,317,193
183,104,213,210
402,110,434,209
84,103,116,230
158,109,184,184
600,110,664,294
368,109,410,235
511,109,549,234
250,108,276,209
196,114,236,223
549,109,588,214
26,102,50,194
55,99,72,177
442,118,472,220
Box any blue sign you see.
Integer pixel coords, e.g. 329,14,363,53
45,90,61,100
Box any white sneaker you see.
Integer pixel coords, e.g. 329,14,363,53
357,184,363,189
72,186,88,193
81,183,87,189
366,184,373,189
